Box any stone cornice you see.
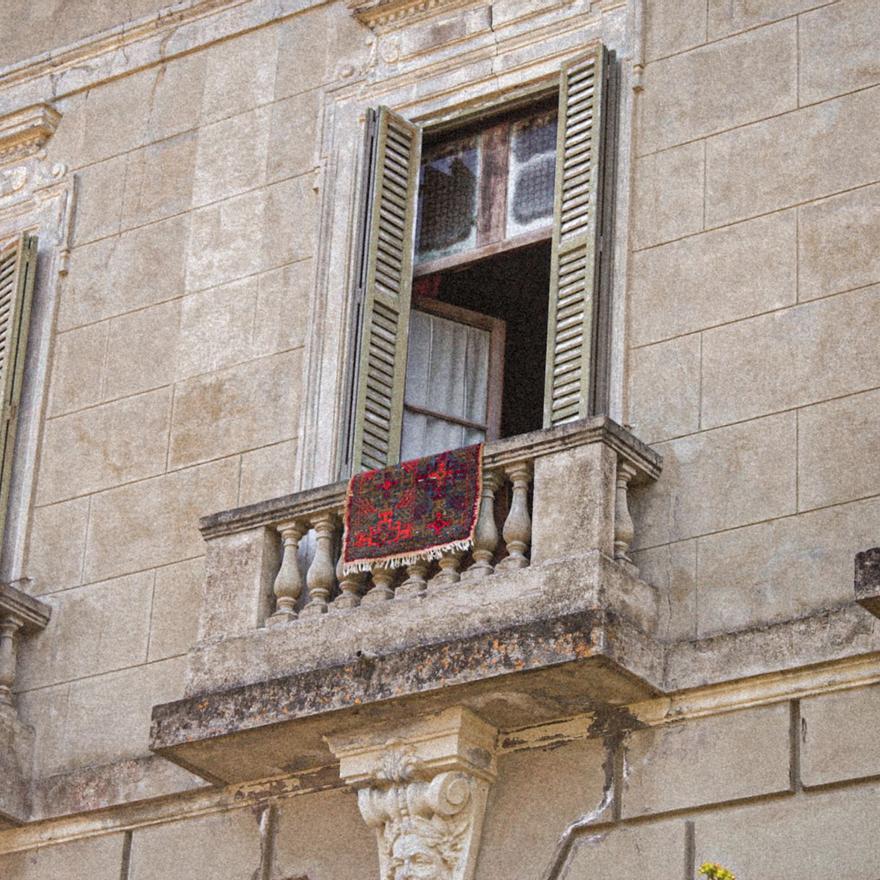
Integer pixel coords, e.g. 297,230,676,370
0,104,60,166
346,0,486,32
0,0,326,114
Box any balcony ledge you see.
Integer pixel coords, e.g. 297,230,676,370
152,553,665,783
150,419,664,785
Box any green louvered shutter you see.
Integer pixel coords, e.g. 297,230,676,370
349,107,421,471
0,233,38,541
543,46,610,427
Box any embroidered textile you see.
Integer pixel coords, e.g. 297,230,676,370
342,444,483,573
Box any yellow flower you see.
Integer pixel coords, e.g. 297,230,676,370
698,862,736,880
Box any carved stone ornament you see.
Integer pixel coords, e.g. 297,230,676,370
347,0,484,31
0,104,62,167
327,707,497,880
0,156,66,201
0,103,68,218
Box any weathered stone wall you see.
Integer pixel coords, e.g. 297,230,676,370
12,1,367,783
4,681,880,877
0,0,878,877
628,0,880,641
0,1,173,70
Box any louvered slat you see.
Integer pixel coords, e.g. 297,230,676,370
543,46,608,428
349,107,421,472
0,233,38,546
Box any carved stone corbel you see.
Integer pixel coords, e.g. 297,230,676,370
327,707,497,880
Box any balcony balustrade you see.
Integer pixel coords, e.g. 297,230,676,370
150,418,663,785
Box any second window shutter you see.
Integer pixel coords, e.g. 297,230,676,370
543,46,609,428
0,233,38,542
350,107,422,471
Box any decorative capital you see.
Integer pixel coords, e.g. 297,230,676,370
0,103,61,166
327,707,497,880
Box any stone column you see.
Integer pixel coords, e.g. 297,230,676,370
0,582,51,824
327,707,497,880
268,522,305,625
0,583,51,711
0,616,22,708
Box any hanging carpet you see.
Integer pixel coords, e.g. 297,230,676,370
341,444,483,574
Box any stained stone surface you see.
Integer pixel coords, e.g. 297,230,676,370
0,1,879,879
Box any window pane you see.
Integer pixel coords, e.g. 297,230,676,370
401,412,476,461
507,111,557,238
416,137,479,263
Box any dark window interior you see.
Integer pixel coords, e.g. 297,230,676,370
413,239,551,439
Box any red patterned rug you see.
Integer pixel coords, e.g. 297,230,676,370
342,444,483,573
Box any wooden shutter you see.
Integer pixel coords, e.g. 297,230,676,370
543,46,610,428
0,233,38,540
349,107,421,471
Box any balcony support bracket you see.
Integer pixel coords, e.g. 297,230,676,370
328,706,497,880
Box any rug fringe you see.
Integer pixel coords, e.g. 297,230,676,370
341,538,474,576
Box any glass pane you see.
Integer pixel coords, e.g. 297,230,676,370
401,411,486,461
507,111,557,238
416,137,480,263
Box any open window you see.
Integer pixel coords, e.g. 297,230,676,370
344,45,615,473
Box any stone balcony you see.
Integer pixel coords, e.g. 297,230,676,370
150,418,664,785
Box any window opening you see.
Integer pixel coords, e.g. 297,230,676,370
343,46,612,476
403,102,556,458
401,297,506,461
411,240,550,449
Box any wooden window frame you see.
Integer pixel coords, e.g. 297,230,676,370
414,101,557,278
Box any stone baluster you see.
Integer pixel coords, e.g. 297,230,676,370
613,461,638,564
497,462,532,571
0,616,22,707
430,550,463,589
466,470,502,578
333,554,368,610
301,513,338,616
397,559,430,599
268,522,305,626
364,564,397,603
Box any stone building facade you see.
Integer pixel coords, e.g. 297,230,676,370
0,0,879,877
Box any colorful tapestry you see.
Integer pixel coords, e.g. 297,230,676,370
342,444,483,573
